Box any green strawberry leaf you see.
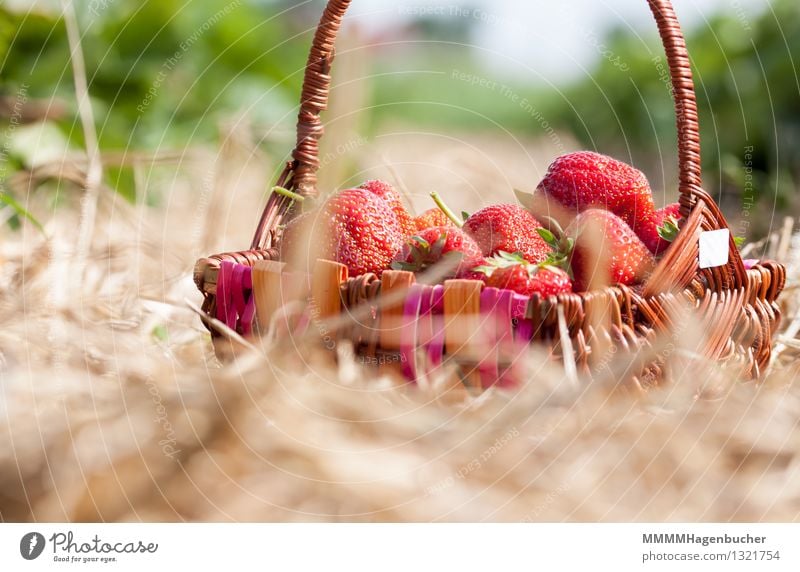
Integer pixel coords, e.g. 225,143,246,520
656,216,680,242
430,233,447,259
734,236,746,248
461,211,470,222
472,264,495,276
543,251,571,275
411,235,430,249
537,227,561,250
513,188,533,208
497,251,525,263
537,227,555,242
391,260,418,272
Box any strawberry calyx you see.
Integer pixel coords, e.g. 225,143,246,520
535,217,574,274
472,251,560,279
656,214,680,243
657,215,739,251
391,233,464,272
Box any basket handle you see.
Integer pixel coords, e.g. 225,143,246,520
285,0,702,206
250,0,706,250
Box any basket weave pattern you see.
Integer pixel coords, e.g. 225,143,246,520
194,0,785,385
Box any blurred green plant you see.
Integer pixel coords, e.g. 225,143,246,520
1,0,309,147
0,0,797,239
0,0,309,209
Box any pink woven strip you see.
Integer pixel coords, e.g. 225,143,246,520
416,285,433,349
231,264,247,318
478,287,502,387
239,266,256,336
415,285,434,378
215,262,229,324
478,288,514,387
216,261,239,329
496,290,521,388
512,293,533,341
215,261,256,336
400,284,425,382
427,285,445,368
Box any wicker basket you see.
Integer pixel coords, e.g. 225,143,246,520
194,0,785,388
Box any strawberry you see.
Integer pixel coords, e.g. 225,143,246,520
281,188,403,276
462,204,552,264
535,151,661,254
653,202,681,255
359,179,416,240
563,209,654,291
474,252,572,297
391,226,484,279
414,208,455,231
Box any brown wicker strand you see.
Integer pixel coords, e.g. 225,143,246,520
290,0,352,196
647,0,703,220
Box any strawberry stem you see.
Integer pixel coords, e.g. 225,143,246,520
430,191,464,228
272,186,305,202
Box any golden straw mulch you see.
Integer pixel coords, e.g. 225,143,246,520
1,180,799,522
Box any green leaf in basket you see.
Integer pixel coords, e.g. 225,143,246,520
513,188,533,208
391,260,417,272
537,227,558,247
430,233,447,260
656,215,680,242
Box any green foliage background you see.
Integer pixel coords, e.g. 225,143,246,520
1,0,797,236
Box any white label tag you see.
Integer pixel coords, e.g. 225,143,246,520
699,229,730,269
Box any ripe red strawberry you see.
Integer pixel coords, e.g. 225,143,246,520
392,226,484,279
536,151,661,254
463,204,552,264
565,209,654,291
653,202,681,255
414,208,455,231
281,188,403,276
359,179,416,239
475,252,572,297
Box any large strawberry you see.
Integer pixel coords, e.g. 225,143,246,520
414,208,455,231
359,179,416,240
462,204,552,264
391,226,483,279
536,151,662,254
563,209,654,291
653,202,681,255
281,188,403,277
474,252,572,297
